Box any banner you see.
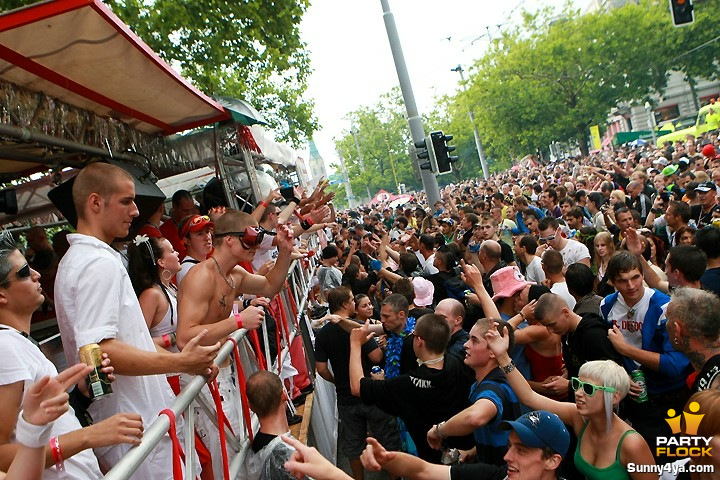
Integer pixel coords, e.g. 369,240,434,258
590,125,602,151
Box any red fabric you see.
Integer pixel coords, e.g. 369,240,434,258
687,371,698,390
137,224,163,239
160,220,186,260
525,345,565,401
208,381,231,480
227,338,255,443
158,409,185,480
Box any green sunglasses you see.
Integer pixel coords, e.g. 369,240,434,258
571,377,616,396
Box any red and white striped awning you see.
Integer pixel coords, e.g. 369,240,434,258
0,0,230,135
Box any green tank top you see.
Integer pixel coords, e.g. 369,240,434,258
574,421,636,480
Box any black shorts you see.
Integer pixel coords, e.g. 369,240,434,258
338,403,401,458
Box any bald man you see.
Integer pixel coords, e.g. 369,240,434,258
434,299,469,363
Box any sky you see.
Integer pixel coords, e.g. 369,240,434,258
299,0,582,175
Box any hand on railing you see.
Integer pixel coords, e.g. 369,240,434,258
238,306,265,331
178,330,221,376
85,413,144,448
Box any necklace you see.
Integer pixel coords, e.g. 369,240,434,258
212,257,235,309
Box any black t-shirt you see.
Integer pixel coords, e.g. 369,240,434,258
314,321,379,405
692,353,720,392
360,354,472,463
691,204,718,228
701,268,720,298
251,431,278,453
563,313,623,399
451,463,506,480
409,307,434,319
499,240,515,265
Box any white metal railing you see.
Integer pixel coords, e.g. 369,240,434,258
104,238,319,479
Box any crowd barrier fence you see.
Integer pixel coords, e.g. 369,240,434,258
104,235,321,480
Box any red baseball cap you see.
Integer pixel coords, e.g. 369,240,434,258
180,215,214,238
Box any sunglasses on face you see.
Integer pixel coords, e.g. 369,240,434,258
538,233,556,244
571,377,616,396
215,226,275,248
0,263,31,287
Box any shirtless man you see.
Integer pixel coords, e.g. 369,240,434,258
176,209,297,478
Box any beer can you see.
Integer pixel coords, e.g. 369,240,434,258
371,366,382,375
631,369,648,403
79,344,113,399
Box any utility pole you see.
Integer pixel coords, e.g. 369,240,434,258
380,0,441,207
452,65,489,180
350,126,373,202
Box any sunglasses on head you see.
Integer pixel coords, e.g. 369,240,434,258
571,377,616,396
0,263,31,287
215,226,275,248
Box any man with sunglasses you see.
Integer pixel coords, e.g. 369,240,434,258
0,233,149,478
54,163,219,478
536,217,590,268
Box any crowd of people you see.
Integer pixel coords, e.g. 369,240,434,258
296,133,720,479
3,131,720,480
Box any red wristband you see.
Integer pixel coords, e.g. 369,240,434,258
50,436,65,472
235,313,244,330
162,334,171,348
259,201,269,208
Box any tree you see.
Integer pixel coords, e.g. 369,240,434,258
448,1,681,158
0,0,317,146
334,88,424,198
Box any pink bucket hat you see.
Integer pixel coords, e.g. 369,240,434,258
490,266,532,301
412,277,435,307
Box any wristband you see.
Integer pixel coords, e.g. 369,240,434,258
15,412,53,448
50,436,65,472
500,360,517,375
162,334,171,348
435,421,447,439
169,332,176,346
300,218,314,230
235,313,244,330
518,311,526,321
291,196,301,205
259,201,269,209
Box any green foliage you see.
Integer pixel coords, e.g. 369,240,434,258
444,0,720,159
334,88,425,198
0,0,317,146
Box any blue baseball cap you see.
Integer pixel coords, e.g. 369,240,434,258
499,410,569,457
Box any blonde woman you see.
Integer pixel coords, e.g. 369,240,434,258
485,326,656,480
594,231,615,296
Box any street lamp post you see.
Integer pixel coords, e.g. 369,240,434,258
645,101,657,147
379,0,441,207
452,65,489,180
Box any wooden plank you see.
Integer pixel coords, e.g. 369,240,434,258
289,392,314,443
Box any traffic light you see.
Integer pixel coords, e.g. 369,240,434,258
430,131,459,175
669,0,694,27
414,137,438,172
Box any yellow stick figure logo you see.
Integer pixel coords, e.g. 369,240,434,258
665,402,705,435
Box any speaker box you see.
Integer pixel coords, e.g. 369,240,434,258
48,160,165,237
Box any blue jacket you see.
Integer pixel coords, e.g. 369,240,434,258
600,290,691,395
512,205,545,234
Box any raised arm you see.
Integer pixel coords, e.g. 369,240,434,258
484,323,581,430
236,225,294,298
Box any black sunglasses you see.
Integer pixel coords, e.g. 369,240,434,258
0,263,31,287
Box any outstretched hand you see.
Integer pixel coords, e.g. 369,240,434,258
360,437,396,472
283,435,352,480
484,322,510,358
23,363,92,427
276,224,295,252
624,228,644,257
350,321,374,346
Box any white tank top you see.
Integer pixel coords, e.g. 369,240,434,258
149,284,179,353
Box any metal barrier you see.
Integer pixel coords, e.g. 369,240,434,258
104,240,319,479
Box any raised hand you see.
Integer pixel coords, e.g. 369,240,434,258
460,260,483,289
624,228,644,257
275,224,295,252
23,363,92,427
350,321,374,346
308,205,330,224
484,322,510,358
